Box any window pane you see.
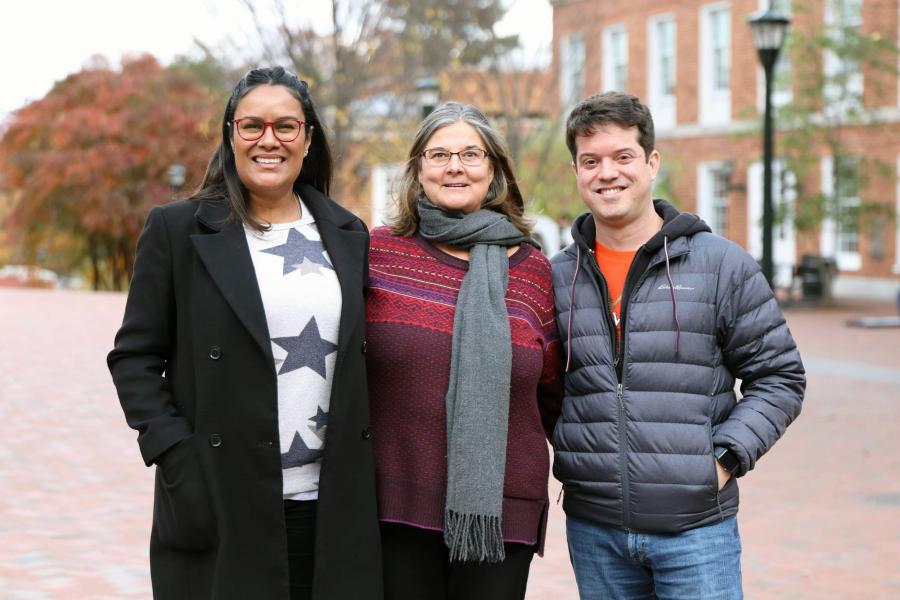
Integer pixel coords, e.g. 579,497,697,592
561,34,585,105
834,155,860,254
614,30,627,90
657,19,675,95
712,9,731,91
712,168,730,236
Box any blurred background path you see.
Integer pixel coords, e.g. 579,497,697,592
1,287,898,599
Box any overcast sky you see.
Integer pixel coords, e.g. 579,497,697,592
0,0,553,119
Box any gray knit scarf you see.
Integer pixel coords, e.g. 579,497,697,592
417,196,530,563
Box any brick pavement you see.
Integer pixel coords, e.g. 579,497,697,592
1,287,898,599
0,288,153,599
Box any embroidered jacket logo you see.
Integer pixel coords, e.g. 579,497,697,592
657,283,695,291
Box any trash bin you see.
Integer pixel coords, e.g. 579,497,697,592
794,255,836,302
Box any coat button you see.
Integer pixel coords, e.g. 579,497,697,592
209,434,223,447
209,345,222,360
361,427,372,440
361,340,367,354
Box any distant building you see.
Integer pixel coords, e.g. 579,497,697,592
551,0,900,298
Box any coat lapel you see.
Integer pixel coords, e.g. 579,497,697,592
299,184,367,357
190,199,273,361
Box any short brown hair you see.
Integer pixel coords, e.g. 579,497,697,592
389,101,531,236
565,92,655,162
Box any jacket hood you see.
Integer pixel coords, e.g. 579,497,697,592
569,199,711,254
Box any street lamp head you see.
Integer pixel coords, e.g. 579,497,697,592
167,163,186,190
748,7,791,53
415,76,440,119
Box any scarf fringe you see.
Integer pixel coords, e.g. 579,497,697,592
444,509,506,563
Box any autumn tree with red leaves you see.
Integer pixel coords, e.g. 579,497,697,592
0,54,222,290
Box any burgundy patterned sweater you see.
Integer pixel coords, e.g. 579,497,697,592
365,227,564,554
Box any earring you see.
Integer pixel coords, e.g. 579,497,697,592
304,150,309,157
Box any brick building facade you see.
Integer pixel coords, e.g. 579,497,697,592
551,0,900,297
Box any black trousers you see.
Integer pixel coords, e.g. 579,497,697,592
380,521,535,600
284,500,317,600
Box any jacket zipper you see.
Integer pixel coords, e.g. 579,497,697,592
583,247,630,530
615,247,650,381
615,383,629,530
582,241,689,532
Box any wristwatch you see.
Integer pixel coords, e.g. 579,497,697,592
714,446,739,475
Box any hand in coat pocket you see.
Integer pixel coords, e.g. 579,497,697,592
154,437,217,550
715,459,733,491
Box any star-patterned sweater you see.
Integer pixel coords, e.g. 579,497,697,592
366,227,564,553
245,198,341,500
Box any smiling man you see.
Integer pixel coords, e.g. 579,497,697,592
550,92,806,599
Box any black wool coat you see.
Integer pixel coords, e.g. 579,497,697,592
108,184,382,599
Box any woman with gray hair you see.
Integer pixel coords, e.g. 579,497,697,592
365,101,564,599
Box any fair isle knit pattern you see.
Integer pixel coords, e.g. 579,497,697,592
366,226,564,554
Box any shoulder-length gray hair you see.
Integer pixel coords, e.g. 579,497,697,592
389,101,532,236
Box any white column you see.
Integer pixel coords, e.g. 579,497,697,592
894,156,900,274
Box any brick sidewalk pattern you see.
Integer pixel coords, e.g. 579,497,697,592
1,287,898,599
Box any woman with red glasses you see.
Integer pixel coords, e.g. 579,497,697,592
108,67,381,600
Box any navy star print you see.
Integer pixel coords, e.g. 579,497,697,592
309,406,328,430
262,228,332,276
281,431,323,469
272,317,339,378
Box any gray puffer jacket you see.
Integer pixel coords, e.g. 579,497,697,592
551,200,805,533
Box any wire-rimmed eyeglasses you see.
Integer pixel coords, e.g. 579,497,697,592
421,147,489,167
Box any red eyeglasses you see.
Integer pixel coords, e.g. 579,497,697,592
231,117,306,142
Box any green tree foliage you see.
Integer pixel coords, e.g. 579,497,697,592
0,55,221,290
235,0,519,197
384,0,519,74
518,130,579,221
776,0,898,239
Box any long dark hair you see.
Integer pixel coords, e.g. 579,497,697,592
194,66,333,231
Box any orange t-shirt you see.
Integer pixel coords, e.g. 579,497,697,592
594,240,637,339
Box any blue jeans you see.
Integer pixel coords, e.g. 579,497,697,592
566,516,743,600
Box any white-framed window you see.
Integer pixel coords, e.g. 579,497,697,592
820,155,862,271
823,0,863,113
747,160,798,288
603,25,628,92
756,0,793,111
697,161,732,237
648,14,676,129
700,3,731,124
711,9,730,90
560,33,586,108
836,158,861,257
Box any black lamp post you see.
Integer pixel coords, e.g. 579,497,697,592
749,5,790,288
